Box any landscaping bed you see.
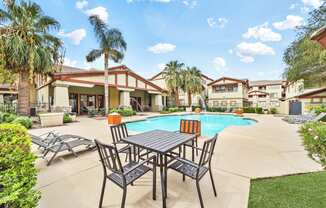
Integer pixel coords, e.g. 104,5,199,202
248,171,326,208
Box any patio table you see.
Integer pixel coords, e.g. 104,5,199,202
121,129,196,208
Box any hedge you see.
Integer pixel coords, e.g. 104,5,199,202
0,112,33,129
300,122,326,168
243,107,264,114
0,124,40,207
110,107,136,117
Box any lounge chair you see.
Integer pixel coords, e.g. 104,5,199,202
31,134,95,165
283,112,326,124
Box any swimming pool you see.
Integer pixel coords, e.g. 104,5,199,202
126,114,256,137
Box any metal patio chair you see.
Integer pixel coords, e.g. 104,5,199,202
179,119,201,161
31,134,94,165
168,134,218,208
95,139,157,208
110,123,138,161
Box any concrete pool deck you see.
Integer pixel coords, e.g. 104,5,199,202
29,113,323,208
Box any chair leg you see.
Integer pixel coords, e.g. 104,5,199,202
196,180,204,208
192,140,195,162
153,158,157,200
121,187,127,208
183,145,186,182
99,177,107,208
209,168,217,197
195,138,199,156
47,151,58,166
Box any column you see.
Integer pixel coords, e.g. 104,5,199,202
0,94,4,104
151,94,163,111
53,82,70,112
120,91,131,108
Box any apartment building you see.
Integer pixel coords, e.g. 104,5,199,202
207,77,249,108
248,80,286,110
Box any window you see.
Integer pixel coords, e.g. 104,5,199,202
221,101,227,106
230,101,236,106
249,95,253,98
259,86,266,90
213,84,238,93
258,95,266,98
213,101,219,106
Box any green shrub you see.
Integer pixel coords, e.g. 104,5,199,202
243,107,256,113
109,107,136,117
270,108,278,114
87,109,97,118
4,113,17,123
0,124,40,207
98,108,106,116
300,122,326,168
207,107,227,112
12,116,33,129
63,113,73,123
255,107,263,114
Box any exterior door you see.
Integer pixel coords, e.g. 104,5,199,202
289,100,302,115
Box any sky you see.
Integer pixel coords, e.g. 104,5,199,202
26,0,325,80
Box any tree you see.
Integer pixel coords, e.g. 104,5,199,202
163,61,184,107
86,15,127,114
283,3,326,87
0,1,63,115
182,67,202,107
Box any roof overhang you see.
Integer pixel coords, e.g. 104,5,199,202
311,26,326,48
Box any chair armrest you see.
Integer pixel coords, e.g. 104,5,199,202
175,157,199,169
123,155,157,175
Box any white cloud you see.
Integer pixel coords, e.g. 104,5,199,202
58,28,87,45
302,0,323,8
212,57,226,71
63,58,78,67
148,43,176,54
243,23,282,42
157,63,166,70
182,0,197,8
289,3,298,9
235,42,275,64
85,6,109,23
76,0,88,9
273,15,304,30
207,17,228,28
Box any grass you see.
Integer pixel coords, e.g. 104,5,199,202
248,171,326,208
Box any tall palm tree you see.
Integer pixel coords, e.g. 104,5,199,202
86,15,127,114
0,1,63,115
163,61,184,107
182,67,202,107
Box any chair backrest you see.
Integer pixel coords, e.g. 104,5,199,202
313,112,326,121
198,134,218,171
110,123,129,144
179,119,201,136
95,139,124,176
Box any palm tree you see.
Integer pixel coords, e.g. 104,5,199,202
182,67,202,107
86,15,127,114
0,1,63,115
163,61,184,107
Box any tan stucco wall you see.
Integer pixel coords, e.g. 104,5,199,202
69,86,104,95
110,88,119,108
37,86,49,104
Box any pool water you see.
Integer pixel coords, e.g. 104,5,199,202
126,114,256,137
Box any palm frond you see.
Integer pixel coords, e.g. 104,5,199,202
35,16,60,32
109,49,124,63
89,15,108,43
86,49,103,62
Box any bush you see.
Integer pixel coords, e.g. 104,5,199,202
207,107,227,112
255,107,263,114
87,109,97,118
63,113,73,123
12,116,33,129
243,107,256,113
2,113,17,123
270,108,278,114
109,107,136,117
0,124,40,207
299,122,326,168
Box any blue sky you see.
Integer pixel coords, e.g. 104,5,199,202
31,0,324,80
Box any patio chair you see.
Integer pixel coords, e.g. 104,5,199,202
179,119,201,161
31,134,94,165
168,134,218,208
95,139,157,208
283,112,325,124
